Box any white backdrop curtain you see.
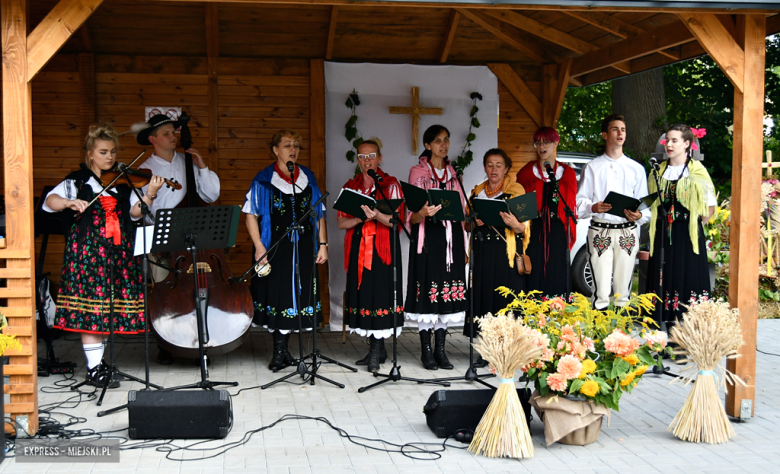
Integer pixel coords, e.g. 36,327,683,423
324,62,498,331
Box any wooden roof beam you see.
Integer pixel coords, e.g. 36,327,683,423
563,10,643,39
678,12,744,92
26,0,103,81
326,6,338,60
438,10,460,63
570,20,694,77
456,9,554,64
488,63,542,126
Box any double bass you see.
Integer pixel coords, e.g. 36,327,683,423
148,112,254,358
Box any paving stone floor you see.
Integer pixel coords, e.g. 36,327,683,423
1,319,779,473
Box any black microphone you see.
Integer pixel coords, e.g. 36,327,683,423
649,157,660,171
286,161,295,173
116,162,128,171
367,169,383,183
543,161,557,183
451,161,464,178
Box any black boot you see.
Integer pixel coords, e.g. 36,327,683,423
434,329,454,370
367,336,382,373
356,336,388,365
85,362,119,389
420,330,438,370
473,354,489,369
282,332,296,366
268,331,286,372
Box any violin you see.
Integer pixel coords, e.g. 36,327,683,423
101,167,181,191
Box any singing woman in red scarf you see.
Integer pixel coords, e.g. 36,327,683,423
43,122,163,388
338,138,404,373
516,126,577,300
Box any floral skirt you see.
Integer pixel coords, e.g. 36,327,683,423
53,222,145,334
344,225,404,338
404,220,468,324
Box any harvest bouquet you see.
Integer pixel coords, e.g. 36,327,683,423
497,290,668,411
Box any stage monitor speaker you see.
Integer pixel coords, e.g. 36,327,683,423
127,390,232,439
423,388,532,438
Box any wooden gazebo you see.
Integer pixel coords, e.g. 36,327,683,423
3,0,777,434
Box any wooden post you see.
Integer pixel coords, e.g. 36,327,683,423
205,3,219,177
2,0,39,435
727,14,766,418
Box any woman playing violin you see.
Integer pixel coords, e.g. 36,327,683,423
43,122,165,388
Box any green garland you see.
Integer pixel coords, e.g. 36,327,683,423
344,89,364,163
455,92,482,171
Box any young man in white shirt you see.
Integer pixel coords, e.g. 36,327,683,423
576,114,650,310
133,114,222,364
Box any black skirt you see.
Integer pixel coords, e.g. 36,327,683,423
647,200,711,323
525,181,572,300
404,218,468,322
463,225,526,337
251,186,322,331
345,223,404,336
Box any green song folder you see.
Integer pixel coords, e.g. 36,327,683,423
472,192,538,228
333,188,375,220
603,191,658,218
400,181,464,223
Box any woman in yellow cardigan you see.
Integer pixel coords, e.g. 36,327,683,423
463,149,530,365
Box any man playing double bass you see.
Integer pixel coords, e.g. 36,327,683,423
132,113,221,364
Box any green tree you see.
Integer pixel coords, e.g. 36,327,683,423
557,81,612,155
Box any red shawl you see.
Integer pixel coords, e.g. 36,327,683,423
516,160,577,249
339,168,404,287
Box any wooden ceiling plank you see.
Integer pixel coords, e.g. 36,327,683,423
27,0,104,81
482,9,597,54
488,63,542,126
438,10,460,63
326,6,338,60
570,20,694,77
678,12,744,92
457,8,551,64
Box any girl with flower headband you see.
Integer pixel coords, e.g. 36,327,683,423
646,123,717,326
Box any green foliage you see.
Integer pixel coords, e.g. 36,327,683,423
557,81,612,154
455,92,483,171
344,90,362,162
760,288,780,302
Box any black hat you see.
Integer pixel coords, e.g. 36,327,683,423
133,114,181,146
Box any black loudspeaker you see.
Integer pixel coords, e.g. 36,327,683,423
423,388,532,438
127,390,232,439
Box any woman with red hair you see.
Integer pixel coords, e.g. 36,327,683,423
516,127,577,299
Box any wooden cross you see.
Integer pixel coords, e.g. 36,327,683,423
389,87,443,155
763,150,774,178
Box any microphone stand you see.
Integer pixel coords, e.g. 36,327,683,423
426,163,494,388
358,172,449,393
648,163,681,379
546,163,576,295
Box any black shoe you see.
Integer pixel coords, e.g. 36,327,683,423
367,336,382,373
268,331,287,372
473,354,489,369
85,363,120,389
420,329,438,370
156,346,174,365
356,337,388,365
434,329,454,370
282,332,297,366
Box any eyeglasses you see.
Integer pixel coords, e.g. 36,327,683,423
533,140,556,148
357,153,378,161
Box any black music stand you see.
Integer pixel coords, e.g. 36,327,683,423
150,205,241,390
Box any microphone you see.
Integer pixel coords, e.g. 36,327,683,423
451,161,464,178
286,161,295,173
543,161,557,183
649,157,660,171
116,162,128,171
367,169,383,183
